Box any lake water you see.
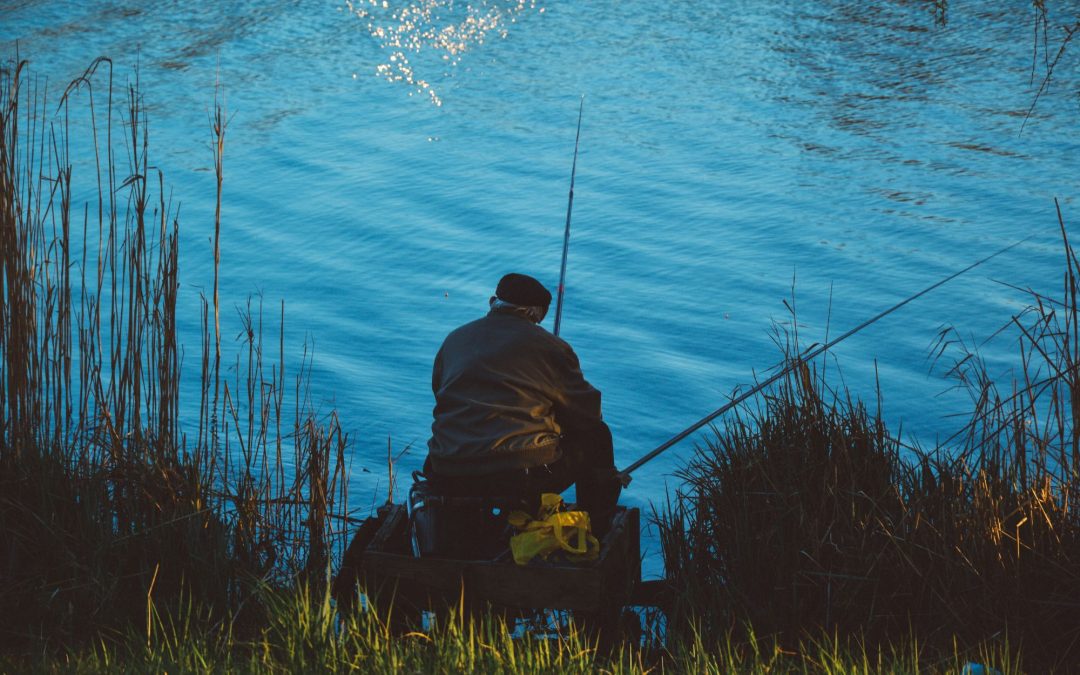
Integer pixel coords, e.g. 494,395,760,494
3,1,1078,577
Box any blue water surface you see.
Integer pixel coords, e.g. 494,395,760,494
3,0,1078,577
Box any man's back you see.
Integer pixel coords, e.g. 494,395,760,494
422,272,620,537
427,308,602,477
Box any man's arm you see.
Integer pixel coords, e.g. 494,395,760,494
549,342,605,433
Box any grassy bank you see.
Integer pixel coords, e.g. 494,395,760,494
658,218,1080,672
0,587,1024,673
1,57,1076,673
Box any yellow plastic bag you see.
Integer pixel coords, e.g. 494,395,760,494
507,493,600,565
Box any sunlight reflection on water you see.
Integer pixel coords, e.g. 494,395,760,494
347,0,543,105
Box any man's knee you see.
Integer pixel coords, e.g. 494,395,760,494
560,422,615,470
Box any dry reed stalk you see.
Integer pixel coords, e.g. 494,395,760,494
660,222,1080,670
0,56,351,648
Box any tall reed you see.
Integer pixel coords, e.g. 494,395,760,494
0,56,349,649
658,219,1080,672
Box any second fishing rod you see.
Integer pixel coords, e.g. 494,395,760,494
614,235,1030,486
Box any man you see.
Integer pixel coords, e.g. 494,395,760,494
424,272,621,538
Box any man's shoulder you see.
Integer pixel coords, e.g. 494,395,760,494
517,319,576,358
445,313,572,352
447,314,491,334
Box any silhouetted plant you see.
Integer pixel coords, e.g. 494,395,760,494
0,57,349,649
660,214,1080,672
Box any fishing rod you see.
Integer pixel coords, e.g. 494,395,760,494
615,235,1032,487
552,96,585,337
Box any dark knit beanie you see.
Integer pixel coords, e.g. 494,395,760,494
495,273,552,308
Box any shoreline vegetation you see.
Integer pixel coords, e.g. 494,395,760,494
2,58,1079,673
1,58,351,665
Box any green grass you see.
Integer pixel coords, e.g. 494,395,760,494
0,585,1023,673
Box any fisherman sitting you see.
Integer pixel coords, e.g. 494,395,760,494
415,273,621,559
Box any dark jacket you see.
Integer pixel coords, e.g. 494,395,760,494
427,308,606,476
